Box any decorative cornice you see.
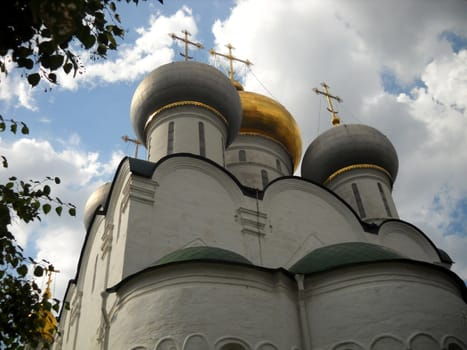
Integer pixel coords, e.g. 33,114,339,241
144,101,228,132
323,163,393,185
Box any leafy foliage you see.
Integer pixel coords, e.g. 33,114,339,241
0,0,163,347
0,0,163,86
0,118,76,348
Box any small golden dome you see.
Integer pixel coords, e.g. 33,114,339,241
238,91,302,170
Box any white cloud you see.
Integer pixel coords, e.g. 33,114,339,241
213,0,467,279
0,6,198,108
0,136,121,300
58,6,197,90
0,58,38,111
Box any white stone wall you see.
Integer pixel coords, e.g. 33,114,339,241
107,264,302,350
303,263,467,350
54,155,464,350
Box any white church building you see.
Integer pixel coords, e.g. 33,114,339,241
53,60,467,350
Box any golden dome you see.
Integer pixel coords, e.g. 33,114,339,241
238,90,302,170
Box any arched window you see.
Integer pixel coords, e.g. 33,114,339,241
239,150,246,162
351,183,366,218
377,182,392,216
167,121,174,154
198,122,206,157
276,159,282,172
261,169,269,188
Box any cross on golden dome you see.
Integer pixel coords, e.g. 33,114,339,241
169,30,203,61
313,82,343,126
209,43,252,80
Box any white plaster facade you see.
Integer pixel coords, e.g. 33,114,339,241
53,61,467,350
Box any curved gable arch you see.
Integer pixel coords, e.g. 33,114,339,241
262,177,368,267
378,220,441,263
153,154,245,205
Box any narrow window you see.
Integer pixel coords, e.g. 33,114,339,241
351,183,366,218
91,255,98,292
198,122,206,157
239,150,246,162
261,169,269,188
378,182,392,216
276,159,282,172
167,121,174,154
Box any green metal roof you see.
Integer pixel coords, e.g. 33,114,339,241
290,242,404,274
154,246,253,266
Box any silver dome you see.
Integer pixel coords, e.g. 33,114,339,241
301,124,398,184
83,182,111,230
130,61,242,146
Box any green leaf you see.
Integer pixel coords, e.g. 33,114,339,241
0,122,5,131
17,58,34,69
48,72,57,83
42,203,51,214
43,185,51,196
52,303,60,312
109,1,116,11
33,265,44,277
48,55,64,70
17,264,28,277
54,177,61,184
38,41,56,55
20,122,29,135
27,73,41,87
55,206,63,216
63,62,73,74
68,207,76,216
10,122,17,134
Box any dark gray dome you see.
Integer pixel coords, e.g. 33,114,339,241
130,61,242,145
301,124,398,184
83,182,111,230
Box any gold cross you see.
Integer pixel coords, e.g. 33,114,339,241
44,267,60,299
313,82,343,126
169,30,203,61
209,43,252,80
122,135,141,158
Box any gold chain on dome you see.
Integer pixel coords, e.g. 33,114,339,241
144,101,228,132
169,30,203,61
323,163,393,185
209,43,252,82
313,82,343,126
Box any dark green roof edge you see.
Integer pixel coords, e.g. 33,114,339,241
290,242,404,274
106,257,467,304
154,246,253,266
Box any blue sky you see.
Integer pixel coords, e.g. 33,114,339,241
1,0,466,297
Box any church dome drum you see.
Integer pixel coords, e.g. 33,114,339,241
130,61,242,146
301,124,398,185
